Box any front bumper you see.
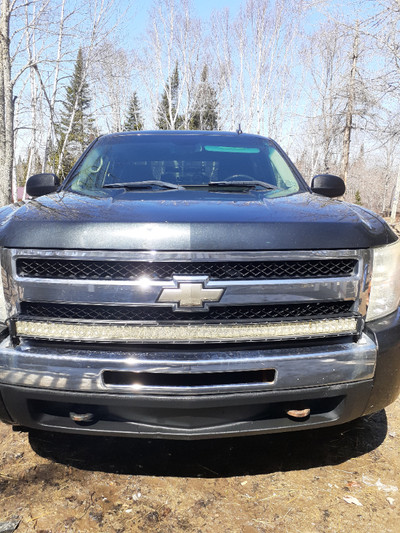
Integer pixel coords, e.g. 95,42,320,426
0,381,374,439
0,309,399,438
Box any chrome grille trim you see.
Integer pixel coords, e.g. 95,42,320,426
13,277,360,307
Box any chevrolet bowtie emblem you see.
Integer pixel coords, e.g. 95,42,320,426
157,279,224,309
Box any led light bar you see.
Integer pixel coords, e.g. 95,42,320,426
14,317,359,343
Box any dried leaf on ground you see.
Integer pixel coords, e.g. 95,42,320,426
343,496,363,506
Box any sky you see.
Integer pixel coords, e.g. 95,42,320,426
121,0,244,43
124,0,373,37
129,0,243,26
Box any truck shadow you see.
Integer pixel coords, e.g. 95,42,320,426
28,410,387,478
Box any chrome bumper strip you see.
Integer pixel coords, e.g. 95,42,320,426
0,333,376,396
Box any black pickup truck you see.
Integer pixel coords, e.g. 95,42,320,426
0,130,399,439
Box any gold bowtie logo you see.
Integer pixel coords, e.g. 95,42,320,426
157,281,224,309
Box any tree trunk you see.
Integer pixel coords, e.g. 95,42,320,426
341,23,359,187
390,166,400,223
0,0,14,206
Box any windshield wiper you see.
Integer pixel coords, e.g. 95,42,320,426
208,180,278,190
103,180,182,190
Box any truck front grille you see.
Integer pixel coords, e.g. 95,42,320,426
4,249,369,344
16,257,357,280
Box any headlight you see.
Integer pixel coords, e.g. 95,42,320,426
366,239,400,321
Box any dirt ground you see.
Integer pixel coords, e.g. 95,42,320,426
0,400,398,533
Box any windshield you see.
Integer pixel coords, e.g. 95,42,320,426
66,134,301,196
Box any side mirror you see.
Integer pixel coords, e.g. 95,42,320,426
26,173,60,197
311,174,345,198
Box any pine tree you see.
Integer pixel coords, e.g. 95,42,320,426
53,48,96,178
189,65,218,131
123,92,144,131
156,62,183,130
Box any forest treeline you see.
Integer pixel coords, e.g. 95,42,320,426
1,0,400,218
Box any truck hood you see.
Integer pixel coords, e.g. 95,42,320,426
0,189,396,250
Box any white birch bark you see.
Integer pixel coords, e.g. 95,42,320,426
390,166,400,223
341,23,359,187
212,0,305,137
0,0,14,206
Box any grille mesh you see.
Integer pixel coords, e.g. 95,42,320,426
16,258,357,280
20,301,354,322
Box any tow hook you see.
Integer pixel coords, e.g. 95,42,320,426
286,408,311,420
69,411,95,423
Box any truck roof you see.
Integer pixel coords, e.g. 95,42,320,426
103,130,271,141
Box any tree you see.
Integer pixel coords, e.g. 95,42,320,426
368,0,400,220
354,190,362,205
54,48,96,178
90,41,133,132
0,0,125,204
0,0,14,206
2,0,84,202
298,20,351,180
211,0,304,136
341,22,360,187
123,92,144,131
189,65,218,130
137,0,204,130
156,62,183,129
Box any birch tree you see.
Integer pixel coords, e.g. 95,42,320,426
55,0,123,175
300,21,348,178
89,41,133,133
1,0,84,203
156,62,183,129
23,0,51,190
212,0,305,137
369,0,400,220
35,0,69,175
136,0,204,129
0,0,19,206
341,22,360,186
